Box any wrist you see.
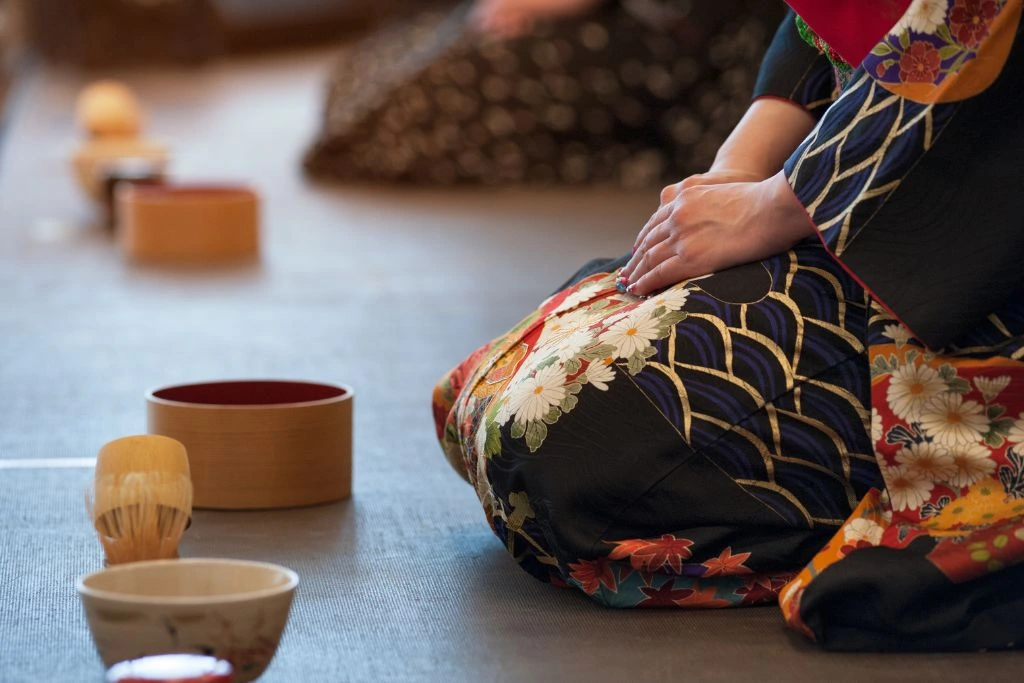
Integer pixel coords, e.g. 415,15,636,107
706,159,772,182
708,145,775,181
760,171,817,247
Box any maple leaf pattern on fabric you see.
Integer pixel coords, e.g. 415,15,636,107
567,557,618,595
673,585,733,609
701,547,754,576
607,535,695,573
735,572,796,605
638,579,695,607
735,581,774,604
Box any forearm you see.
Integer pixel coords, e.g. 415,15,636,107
709,98,816,180
711,7,836,180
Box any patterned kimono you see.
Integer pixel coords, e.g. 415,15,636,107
432,0,1024,651
304,1,785,187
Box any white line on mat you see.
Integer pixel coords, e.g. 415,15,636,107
0,458,96,469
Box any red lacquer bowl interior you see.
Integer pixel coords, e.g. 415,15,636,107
150,380,348,407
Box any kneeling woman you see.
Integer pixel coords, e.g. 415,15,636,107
433,0,1024,651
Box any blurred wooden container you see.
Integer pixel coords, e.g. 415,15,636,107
147,380,353,509
117,184,259,264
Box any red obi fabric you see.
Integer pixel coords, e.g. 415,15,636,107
785,0,911,65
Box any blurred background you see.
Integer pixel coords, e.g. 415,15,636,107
0,0,785,189
3,0,420,66
0,0,428,115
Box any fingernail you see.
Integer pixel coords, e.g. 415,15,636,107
627,283,637,294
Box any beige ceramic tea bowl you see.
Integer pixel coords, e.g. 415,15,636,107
78,558,298,682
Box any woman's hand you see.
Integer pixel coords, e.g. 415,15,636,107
619,171,815,296
615,96,819,295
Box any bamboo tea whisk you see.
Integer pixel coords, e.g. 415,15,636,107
88,435,193,565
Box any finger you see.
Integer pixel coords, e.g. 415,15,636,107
626,233,680,291
632,202,673,255
630,254,688,297
660,181,683,204
622,218,673,279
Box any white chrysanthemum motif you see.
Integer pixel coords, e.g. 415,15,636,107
638,286,690,313
871,408,883,444
905,0,949,33
503,364,567,424
882,323,911,346
918,392,989,446
599,312,661,358
883,465,935,511
599,306,634,330
584,357,616,391
536,307,592,348
843,517,884,546
550,282,603,315
974,375,1011,403
547,328,594,363
946,442,997,488
890,0,949,35
886,363,948,421
894,442,956,482
1007,413,1024,443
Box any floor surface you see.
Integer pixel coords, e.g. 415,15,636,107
2,47,1022,682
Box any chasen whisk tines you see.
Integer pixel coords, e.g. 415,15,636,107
88,435,193,565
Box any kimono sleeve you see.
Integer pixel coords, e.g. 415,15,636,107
785,13,1024,350
752,11,836,118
